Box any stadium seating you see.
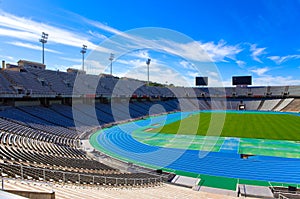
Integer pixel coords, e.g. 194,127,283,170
281,98,300,112
0,66,299,196
26,68,74,95
0,73,15,94
0,103,172,187
1,70,54,95
273,98,294,111
259,99,281,111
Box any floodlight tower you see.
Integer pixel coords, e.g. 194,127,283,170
80,45,87,71
146,58,151,86
109,53,114,75
39,32,48,64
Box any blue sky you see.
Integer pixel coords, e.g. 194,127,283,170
0,0,299,86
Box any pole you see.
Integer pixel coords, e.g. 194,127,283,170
80,45,87,71
110,60,112,75
40,32,48,64
147,64,149,86
146,58,151,86
82,52,84,71
109,53,114,76
42,42,45,64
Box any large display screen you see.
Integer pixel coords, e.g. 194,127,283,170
232,76,252,85
195,77,208,86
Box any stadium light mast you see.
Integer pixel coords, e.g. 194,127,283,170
146,58,151,86
80,45,87,71
39,32,48,64
109,53,114,75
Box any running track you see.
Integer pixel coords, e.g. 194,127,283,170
93,111,300,184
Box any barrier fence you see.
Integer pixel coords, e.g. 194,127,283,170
0,162,165,187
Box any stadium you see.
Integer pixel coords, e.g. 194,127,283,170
0,59,299,198
1,1,300,198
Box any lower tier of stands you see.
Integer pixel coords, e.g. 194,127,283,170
0,98,298,189
0,162,165,187
2,178,235,199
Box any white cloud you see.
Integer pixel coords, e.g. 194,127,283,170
0,11,110,53
219,79,232,87
179,60,195,69
7,41,61,54
53,60,107,73
59,57,82,63
85,59,107,74
88,30,107,40
113,57,222,87
52,64,81,71
208,78,228,87
83,27,238,86
0,54,15,61
186,71,200,78
45,13,243,86
250,67,269,76
0,27,38,41
207,71,219,77
157,40,213,62
110,57,193,86
155,40,241,63
85,19,242,63
115,59,147,68
0,10,251,87
85,19,125,36
236,60,246,68
128,50,150,59
199,40,242,62
268,55,300,64
117,62,190,86
250,44,266,63
253,75,300,86
203,71,226,87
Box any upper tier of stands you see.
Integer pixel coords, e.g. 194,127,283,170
0,67,299,97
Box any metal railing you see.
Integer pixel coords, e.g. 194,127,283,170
278,194,289,199
0,162,164,187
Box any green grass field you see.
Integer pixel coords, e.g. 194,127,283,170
150,112,300,141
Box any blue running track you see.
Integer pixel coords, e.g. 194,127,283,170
94,112,300,184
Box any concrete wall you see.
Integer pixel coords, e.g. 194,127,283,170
14,100,41,107
5,190,55,199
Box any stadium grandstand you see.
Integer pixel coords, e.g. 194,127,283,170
0,60,300,198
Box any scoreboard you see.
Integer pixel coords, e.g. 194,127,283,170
232,76,252,85
195,77,208,86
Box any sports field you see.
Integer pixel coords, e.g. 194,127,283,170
150,111,300,141
91,111,300,190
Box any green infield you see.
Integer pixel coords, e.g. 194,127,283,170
150,112,300,141
132,130,225,151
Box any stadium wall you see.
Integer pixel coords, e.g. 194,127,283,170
5,190,55,199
